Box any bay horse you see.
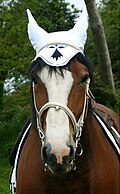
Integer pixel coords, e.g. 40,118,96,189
10,7,119,194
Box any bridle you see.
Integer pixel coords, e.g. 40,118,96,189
32,77,91,157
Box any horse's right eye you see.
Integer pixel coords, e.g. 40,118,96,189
81,74,89,83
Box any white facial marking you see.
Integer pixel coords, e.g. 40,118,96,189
39,68,73,160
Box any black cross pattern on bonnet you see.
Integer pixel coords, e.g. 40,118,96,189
49,45,65,61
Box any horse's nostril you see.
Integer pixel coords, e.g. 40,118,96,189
62,145,75,165
69,145,75,159
42,143,51,162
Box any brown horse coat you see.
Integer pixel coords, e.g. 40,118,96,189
16,102,119,194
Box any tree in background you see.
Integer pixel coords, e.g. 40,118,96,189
100,0,119,81
84,0,115,93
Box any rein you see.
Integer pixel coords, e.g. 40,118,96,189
32,77,91,156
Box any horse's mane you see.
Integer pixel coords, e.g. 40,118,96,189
27,52,94,87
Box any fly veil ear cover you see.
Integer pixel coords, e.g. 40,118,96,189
26,5,88,66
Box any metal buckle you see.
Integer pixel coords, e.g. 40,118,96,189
76,142,83,156
38,128,45,141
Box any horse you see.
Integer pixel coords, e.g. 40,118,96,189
14,54,119,194
10,7,120,194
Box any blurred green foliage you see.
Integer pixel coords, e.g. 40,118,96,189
85,0,119,114
0,82,30,148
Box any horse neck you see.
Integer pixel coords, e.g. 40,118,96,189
75,105,95,171
82,112,94,155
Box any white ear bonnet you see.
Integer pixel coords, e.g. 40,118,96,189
26,5,88,66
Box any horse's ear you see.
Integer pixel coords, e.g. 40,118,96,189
26,6,88,56
68,4,88,51
26,9,48,53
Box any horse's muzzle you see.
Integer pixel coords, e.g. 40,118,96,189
41,143,75,176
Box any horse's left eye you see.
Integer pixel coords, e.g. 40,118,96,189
81,74,89,83
32,78,37,84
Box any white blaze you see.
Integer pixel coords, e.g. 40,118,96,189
39,68,73,154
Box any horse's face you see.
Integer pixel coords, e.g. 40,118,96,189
33,58,89,176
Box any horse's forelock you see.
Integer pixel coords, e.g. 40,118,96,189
27,58,69,80
27,53,94,86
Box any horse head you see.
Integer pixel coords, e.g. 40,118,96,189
27,6,93,176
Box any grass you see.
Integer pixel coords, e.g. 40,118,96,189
0,146,11,194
